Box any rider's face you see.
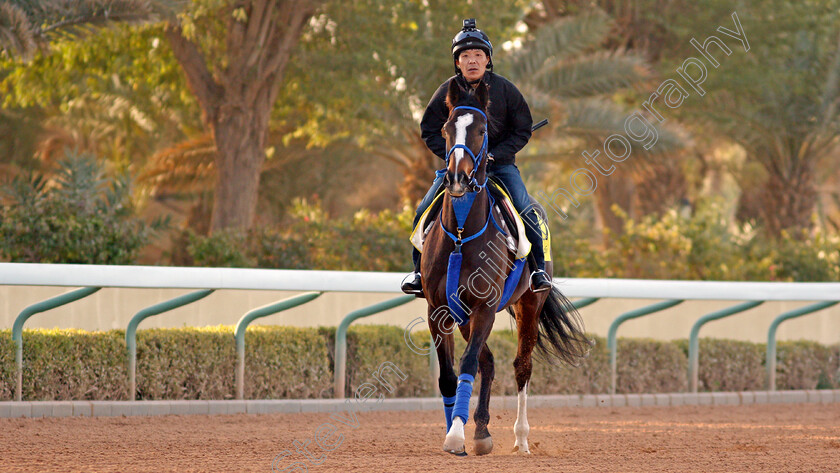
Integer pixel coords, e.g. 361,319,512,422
457,49,489,82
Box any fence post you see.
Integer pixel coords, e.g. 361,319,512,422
688,301,763,393
126,290,214,400
13,287,101,401
572,297,599,310
766,300,838,391
334,295,416,399
234,292,322,399
607,299,683,395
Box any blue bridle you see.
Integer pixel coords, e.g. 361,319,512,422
444,105,489,192
438,104,497,251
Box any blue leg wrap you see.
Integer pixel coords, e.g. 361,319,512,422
442,394,456,432
452,374,474,425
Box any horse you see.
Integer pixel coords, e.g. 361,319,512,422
420,79,591,456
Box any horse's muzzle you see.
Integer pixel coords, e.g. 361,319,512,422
444,170,470,197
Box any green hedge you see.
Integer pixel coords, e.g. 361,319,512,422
0,327,838,401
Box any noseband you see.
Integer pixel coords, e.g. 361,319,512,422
444,105,488,192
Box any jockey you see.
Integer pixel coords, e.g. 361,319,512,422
401,18,553,295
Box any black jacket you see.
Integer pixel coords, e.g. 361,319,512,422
420,72,532,166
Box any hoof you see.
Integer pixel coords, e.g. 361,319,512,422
443,435,466,456
474,436,493,455
443,441,466,456
512,445,531,455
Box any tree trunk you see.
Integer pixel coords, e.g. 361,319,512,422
401,132,441,204
760,163,817,237
634,157,688,217
164,0,321,232
211,101,272,229
595,169,635,242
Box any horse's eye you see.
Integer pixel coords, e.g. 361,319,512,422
480,129,486,135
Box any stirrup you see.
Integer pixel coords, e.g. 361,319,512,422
401,272,424,295
529,270,552,293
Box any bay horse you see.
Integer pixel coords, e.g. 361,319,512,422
421,79,591,456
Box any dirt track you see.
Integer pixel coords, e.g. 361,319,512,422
1,403,838,472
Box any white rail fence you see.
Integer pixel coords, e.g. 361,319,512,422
2,263,839,402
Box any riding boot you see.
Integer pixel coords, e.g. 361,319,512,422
524,210,552,293
401,249,424,296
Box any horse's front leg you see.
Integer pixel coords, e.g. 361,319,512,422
450,324,495,455
443,308,495,456
429,306,458,437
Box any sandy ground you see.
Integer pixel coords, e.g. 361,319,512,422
1,403,838,472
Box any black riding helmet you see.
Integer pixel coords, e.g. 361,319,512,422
451,18,493,75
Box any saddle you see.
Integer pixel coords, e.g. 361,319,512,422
410,177,532,259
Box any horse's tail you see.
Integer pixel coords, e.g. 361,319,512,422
534,285,593,365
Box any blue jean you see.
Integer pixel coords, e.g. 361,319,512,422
411,164,545,270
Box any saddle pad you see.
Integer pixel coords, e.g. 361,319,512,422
410,184,531,260
410,190,445,252
488,181,531,260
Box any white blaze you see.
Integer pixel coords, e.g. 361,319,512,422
453,113,474,168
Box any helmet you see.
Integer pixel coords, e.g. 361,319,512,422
451,18,493,73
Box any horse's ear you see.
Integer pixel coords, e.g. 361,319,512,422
474,81,489,111
445,79,460,110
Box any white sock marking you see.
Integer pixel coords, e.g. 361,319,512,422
443,416,466,453
513,383,530,453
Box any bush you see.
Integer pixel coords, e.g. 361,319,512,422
1,327,838,401
2,329,126,400
674,339,765,392
551,201,840,282
340,325,435,398
172,195,840,281
136,326,331,400
775,340,839,390
181,198,413,271
241,326,332,399
0,152,162,264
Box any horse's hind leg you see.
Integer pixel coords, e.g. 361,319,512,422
473,343,495,455
511,296,542,454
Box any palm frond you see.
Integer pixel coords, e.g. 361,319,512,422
139,132,314,198
1,0,169,60
531,50,651,98
139,133,216,195
506,9,613,80
0,2,37,59
562,98,688,155
37,0,160,41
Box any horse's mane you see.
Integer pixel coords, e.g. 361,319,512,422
445,82,489,114
446,82,501,137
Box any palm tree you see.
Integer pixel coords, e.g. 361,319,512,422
0,0,160,61
506,9,688,236
703,30,840,236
